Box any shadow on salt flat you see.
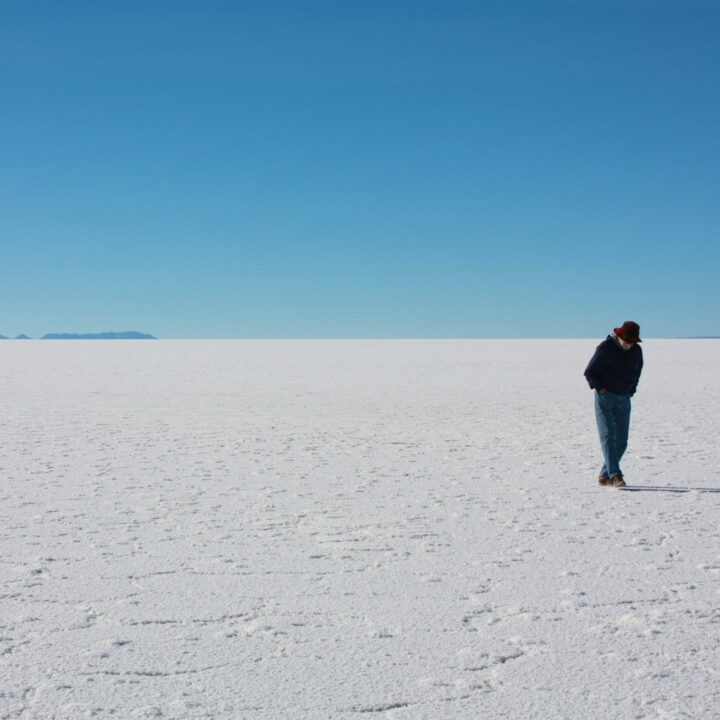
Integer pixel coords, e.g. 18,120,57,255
621,486,720,494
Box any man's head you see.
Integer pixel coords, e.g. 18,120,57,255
614,321,641,346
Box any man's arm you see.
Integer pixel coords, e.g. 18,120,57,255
584,344,607,390
629,349,644,395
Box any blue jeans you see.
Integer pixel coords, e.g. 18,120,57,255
594,390,631,478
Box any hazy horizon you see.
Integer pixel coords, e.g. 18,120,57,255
3,332,719,341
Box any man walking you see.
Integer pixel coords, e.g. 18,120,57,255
584,321,644,487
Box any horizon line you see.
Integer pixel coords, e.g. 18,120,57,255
4,336,719,341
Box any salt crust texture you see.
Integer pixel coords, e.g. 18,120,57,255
1,340,718,719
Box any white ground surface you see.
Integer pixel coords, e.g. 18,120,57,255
1,339,719,720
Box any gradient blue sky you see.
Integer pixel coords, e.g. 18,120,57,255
2,1,718,338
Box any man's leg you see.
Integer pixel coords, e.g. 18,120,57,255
595,391,621,478
612,395,632,475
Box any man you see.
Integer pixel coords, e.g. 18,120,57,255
584,321,644,488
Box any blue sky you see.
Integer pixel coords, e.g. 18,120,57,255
2,1,718,338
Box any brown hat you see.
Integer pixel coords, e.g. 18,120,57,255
614,321,642,343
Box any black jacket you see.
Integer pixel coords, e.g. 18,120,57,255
584,335,643,396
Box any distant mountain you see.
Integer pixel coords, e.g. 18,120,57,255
42,331,156,340
0,334,7,339
15,334,32,339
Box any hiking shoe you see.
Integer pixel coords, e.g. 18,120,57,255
598,474,612,486
611,475,626,488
